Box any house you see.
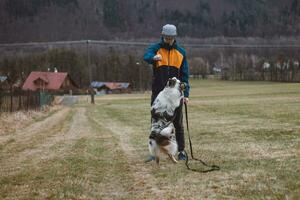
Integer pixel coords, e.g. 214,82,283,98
0,75,9,90
91,81,131,94
22,71,78,92
0,75,25,90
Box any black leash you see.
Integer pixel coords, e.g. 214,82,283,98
184,102,220,173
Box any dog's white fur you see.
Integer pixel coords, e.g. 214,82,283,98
148,77,184,164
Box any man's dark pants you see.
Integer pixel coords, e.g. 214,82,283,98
151,94,185,152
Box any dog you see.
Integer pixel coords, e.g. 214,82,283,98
148,77,186,165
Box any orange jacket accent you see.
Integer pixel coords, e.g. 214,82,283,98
156,48,184,69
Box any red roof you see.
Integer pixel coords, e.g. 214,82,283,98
105,82,126,90
33,76,49,84
22,71,69,91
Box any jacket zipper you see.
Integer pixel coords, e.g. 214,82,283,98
167,49,170,77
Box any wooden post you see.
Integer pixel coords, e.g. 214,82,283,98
90,88,95,104
0,91,1,113
87,40,91,84
26,90,29,111
10,85,13,112
18,94,22,111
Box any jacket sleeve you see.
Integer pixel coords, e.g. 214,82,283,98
143,43,160,64
180,54,190,97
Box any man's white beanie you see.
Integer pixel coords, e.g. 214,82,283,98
162,24,177,36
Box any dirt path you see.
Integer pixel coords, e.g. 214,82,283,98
0,105,163,199
90,111,165,199
0,107,71,176
0,105,217,200
0,107,70,145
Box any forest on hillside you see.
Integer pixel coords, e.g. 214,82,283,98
0,0,300,89
0,0,300,43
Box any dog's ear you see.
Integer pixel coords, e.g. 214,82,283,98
167,78,176,88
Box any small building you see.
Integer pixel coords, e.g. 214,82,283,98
0,75,25,91
91,81,131,94
0,75,9,90
22,71,78,92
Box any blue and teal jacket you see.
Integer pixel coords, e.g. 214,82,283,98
143,39,190,98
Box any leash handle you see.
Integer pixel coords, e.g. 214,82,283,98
184,102,220,172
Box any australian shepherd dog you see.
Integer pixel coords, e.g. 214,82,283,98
148,77,185,165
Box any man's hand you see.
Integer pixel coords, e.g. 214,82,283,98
153,54,162,61
183,97,189,104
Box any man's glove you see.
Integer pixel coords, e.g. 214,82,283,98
153,54,162,61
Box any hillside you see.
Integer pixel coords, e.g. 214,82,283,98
0,0,300,43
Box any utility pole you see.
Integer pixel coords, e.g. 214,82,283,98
136,62,141,91
87,40,91,84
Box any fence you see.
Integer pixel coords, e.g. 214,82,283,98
0,89,53,112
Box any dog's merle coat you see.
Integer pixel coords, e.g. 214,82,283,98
148,77,185,164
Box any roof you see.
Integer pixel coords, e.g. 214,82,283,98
91,81,130,90
90,81,106,88
33,76,49,84
22,71,71,91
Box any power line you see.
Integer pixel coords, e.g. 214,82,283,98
1,40,300,48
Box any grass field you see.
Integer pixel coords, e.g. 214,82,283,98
0,79,300,199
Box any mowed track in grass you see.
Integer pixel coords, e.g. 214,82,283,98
0,79,300,199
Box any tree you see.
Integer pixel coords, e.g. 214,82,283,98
103,0,122,28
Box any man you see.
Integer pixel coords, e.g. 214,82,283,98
143,24,190,161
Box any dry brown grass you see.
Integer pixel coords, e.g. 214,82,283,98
0,80,299,199
0,105,62,136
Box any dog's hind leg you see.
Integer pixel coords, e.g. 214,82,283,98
155,156,160,165
155,149,160,165
168,154,178,164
